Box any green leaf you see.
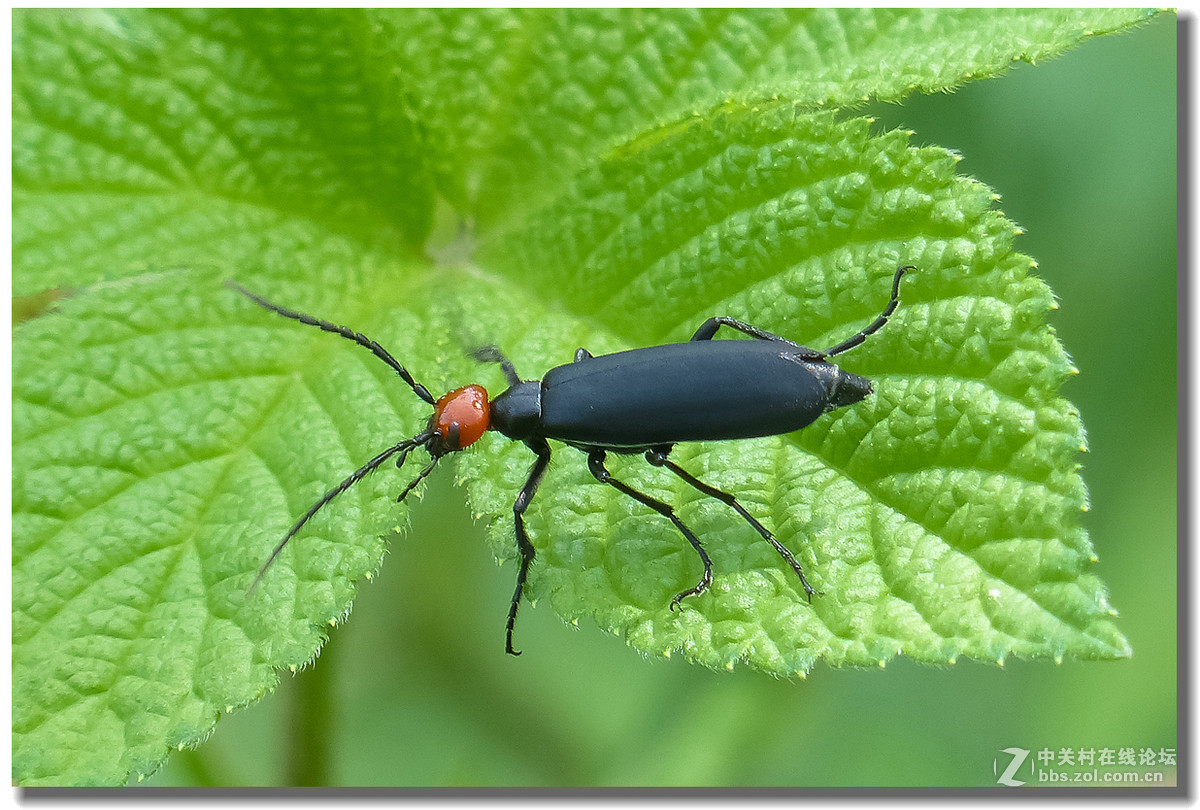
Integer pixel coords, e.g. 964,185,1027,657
13,7,1145,786
12,8,432,296
379,7,1158,220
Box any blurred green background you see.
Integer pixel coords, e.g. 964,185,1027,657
146,15,1176,787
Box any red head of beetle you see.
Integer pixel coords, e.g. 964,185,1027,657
431,384,490,451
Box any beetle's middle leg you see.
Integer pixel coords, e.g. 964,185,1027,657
645,448,819,602
587,449,713,610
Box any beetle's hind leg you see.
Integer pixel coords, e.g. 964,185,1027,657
587,449,713,609
690,315,798,345
645,448,820,602
820,264,912,358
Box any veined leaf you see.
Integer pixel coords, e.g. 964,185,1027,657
380,7,1158,219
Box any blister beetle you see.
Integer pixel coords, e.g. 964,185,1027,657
232,265,910,654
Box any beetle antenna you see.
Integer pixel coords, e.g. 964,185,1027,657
228,281,437,406
249,429,435,594
472,345,522,388
821,265,913,358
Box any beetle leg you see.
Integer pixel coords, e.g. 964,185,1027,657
645,448,820,602
821,265,911,357
506,437,551,656
573,347,593,362
587,449,713,610
691,265,912,359
472,345,522,388
689,316,802,346
395,455,441,502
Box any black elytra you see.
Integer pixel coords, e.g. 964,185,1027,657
231,265,911,655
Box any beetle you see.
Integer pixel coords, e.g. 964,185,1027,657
231,264,911,655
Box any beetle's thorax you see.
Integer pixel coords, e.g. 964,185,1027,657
489,380,543,440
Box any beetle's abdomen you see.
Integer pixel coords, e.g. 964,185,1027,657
540,340,871,449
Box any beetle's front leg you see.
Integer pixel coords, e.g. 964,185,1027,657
507,437,551,655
